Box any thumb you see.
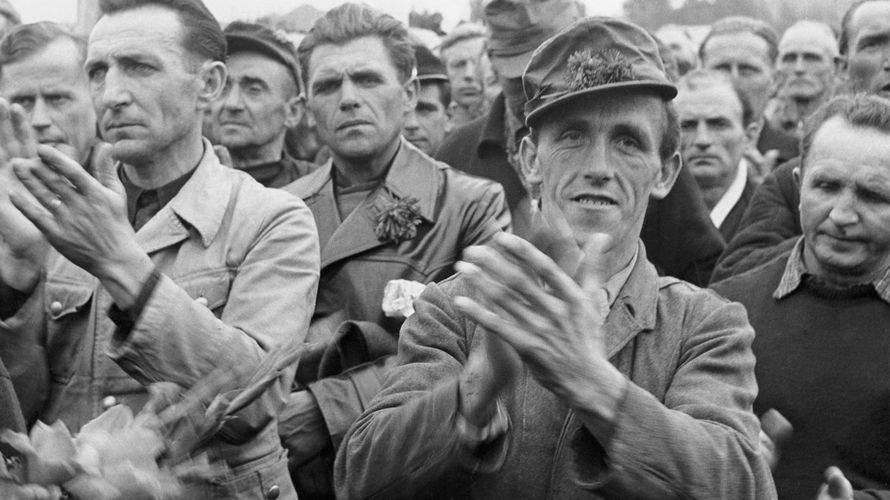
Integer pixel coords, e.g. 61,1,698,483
577,233,613,294
823,466,853,500
92,142,124,198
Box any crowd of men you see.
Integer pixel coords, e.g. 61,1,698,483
0,0,889,498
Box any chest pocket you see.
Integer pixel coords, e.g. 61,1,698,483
174,268,231,318
45,282,94,384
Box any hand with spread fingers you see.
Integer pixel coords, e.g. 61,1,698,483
454,231,626,432
9,143,154,309
0,100,48,294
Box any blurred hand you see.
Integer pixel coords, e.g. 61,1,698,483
279,390,329,467
816,466,853,500
743,146,780,184
759,408,793,471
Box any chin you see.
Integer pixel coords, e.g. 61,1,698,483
110,140,153,166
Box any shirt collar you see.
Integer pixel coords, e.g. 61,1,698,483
120,158,197,226
605,247,638,307
774,237,890,304
710,158,749,229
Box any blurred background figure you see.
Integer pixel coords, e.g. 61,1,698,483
439,22,491,127
0,0,19,38
655,24,698,77
208,21,316,187
403,43,451,156
676,70,759,242
766,20,840,139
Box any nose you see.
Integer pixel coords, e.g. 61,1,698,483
403,110,419,132
793,55,806,74
338,78,360,111
29,97,52,130
828,190,860,227
583,139,615,185
692,121,712,149
100,66,133,110
222,85,245,111
461,60,478,82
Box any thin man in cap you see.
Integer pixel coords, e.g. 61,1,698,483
336,17,776,499
207,21,316,187
402,43,451,156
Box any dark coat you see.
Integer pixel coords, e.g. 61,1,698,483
711,158,800,284
718,176,758,244
436,93,725,286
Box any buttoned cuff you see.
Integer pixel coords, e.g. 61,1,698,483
451,384,510,474
108,267,161,341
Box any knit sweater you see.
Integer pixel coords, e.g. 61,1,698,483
712,253,890,500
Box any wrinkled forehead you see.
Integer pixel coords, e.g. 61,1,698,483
780,25,838,57
703,32,772,66
87,6,185,61
848,1,890,47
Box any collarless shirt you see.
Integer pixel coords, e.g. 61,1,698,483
773,237,890,304
120,165,197,232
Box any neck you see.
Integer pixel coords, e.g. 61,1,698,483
230,135,286,169
121,125,204,189
331,138,400,187
802,243,886,288
794,95,824,119
700,185,729,211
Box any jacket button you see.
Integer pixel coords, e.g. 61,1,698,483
101,396,118,410
195,296,209,307
265,485,280,500
50,301,63,315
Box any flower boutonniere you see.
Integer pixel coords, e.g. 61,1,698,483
374,192,423,245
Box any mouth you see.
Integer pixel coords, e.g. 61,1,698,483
876,84,890,99
570,194,618,207
337,119,372,131
105,122,139,131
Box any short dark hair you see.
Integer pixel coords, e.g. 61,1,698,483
677,69,755,126
699,16,779,65
297,3,415,88
801,93,890,169
98,0,225,63
0,22,86,78
839,0,890,56
420,80,450,109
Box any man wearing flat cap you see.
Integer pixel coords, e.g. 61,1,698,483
336,17,776,499
402,43,451,156
207,21,316,188
437,0,725,286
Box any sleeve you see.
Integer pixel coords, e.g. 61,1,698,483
856,490,890,500
107,195,320,433
0,277,49,425
711,159,801,283
460,179,511,245
641,166,725,287
334,279,508,500
568,298,776,499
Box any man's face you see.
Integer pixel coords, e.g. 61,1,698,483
442,36,486,109
702,32,774,117
403,82,448,156
522,92,679,250
845,1,890,98
778,26,837,100
676,82,749,207
86,6,204,165
208,51,297,157
305,36,413,166
799,116,890,284
0,38,96,162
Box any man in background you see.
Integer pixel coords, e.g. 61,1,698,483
402,43,450,156
208,21,315,187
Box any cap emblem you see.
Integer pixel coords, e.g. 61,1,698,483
564,49,634,92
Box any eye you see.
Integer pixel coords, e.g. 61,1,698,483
679,120,696,131
738,65,760,77
311,79,339,95
354,74,382,87
46,94,70,106
615,135,641,151
558,129,583,144
88,67,107,84
10,96,35,110
245,83,265,96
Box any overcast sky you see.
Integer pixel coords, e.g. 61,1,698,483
17,0,624,29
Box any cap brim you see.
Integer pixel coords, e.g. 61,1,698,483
490,50,534,79
525,81,678,127
418,74,449,83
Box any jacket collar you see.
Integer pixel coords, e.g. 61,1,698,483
291,138,443,269
478,92,507,153
603,241,659,359
134,139,231,254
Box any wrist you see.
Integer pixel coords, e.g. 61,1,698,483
98,249,155,309
458,372,500,428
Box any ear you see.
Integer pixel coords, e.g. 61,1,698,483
650,151,682,200
196,60,227,110
284,95,304,129
403,77,418,115
744,120,762,147
792,165,802,186
832,55,844,75
519,134,542,189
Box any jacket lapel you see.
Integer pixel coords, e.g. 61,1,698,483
603,242,659,360
310,139,442,270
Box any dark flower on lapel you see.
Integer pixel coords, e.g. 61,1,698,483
564,49,635,92
374,195,423,244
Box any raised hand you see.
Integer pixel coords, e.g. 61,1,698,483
816,466,853,500
454,232,624,418
10,144,154,308
0,100,47,292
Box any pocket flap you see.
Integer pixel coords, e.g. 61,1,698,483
177,269,231,310
45,282,94,319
